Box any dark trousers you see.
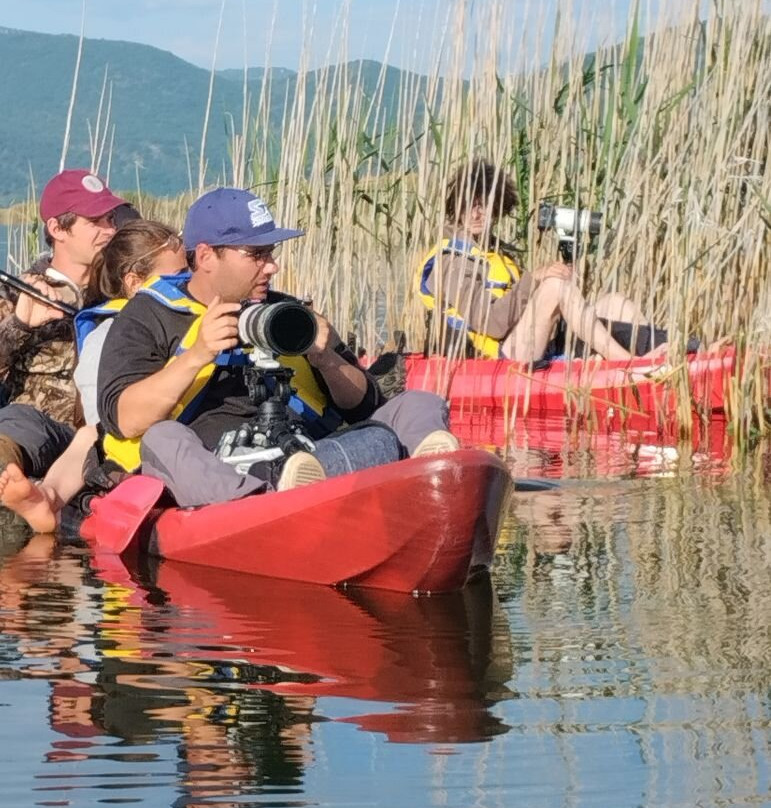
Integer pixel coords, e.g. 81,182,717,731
0,403,75,477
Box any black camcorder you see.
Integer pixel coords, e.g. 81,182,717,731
537,202,602,263
238,300,317,356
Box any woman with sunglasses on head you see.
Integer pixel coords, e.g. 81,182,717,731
0,220,188,532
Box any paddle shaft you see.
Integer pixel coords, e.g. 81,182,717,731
0,269,78,317
512,478,560,492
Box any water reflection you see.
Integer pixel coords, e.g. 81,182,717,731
1,435,769,807
492,448,770,807
120,557,514,744
0,537,514,805
458,412,736,479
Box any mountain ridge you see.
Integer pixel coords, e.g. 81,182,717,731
0,27,426,206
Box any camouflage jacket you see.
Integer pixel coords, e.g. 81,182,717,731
0,256,83,426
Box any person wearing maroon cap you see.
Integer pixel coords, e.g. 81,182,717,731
0,169,126,477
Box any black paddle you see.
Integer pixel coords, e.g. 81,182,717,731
0,269,78,317
512,477,561,492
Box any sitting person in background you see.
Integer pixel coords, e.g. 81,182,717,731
0,169,126,476
0,220,188,532
416,159,664,363
95,188,456,510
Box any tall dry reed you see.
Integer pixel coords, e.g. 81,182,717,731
5,0,768,443
185,0,767,441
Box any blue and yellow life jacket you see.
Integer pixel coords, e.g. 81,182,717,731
101,273,342,471
415,237,521,358
74,297,128,353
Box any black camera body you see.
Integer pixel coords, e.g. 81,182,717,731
537,202,602,263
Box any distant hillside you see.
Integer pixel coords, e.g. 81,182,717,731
0,28,436,206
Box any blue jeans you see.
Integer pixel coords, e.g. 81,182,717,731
313,423,403,478
313,389,450,476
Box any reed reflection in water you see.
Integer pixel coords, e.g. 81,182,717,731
0,441,768,807
495,445,770,806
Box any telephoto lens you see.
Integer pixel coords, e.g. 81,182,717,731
552,206,602,237
538,202,602,236
238,301,318,355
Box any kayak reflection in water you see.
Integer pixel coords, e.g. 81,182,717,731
94,556,515,748
0,543,515,803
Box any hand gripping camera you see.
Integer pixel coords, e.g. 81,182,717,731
216,300,319,475
537,201,602,264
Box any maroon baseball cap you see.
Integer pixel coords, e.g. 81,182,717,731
40,169,127,221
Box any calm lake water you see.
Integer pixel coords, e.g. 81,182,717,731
1,427,769,808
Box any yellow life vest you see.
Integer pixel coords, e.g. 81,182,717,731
416,237,521,358
102,274,339,472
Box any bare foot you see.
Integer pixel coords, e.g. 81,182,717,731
0,463,58,533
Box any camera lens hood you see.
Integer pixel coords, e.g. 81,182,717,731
238,301,317,355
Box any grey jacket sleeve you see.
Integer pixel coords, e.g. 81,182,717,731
426,253,534,339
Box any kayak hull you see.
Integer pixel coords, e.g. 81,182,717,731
402,348,736,427
81,449,511,594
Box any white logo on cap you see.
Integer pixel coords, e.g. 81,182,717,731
81,174,105,193
248,198,272,228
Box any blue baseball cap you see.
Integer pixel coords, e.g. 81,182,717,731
182,187,304,249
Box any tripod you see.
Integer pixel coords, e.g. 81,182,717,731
215,350,315,476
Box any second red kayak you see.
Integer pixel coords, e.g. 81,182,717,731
401,347,738,427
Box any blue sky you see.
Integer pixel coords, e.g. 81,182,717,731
0,0,656,72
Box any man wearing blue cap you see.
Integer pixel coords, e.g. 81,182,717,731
95,188,456,506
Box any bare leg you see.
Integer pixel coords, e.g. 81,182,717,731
500,277,633,362
594,292,649,325
595,293,669,359
42,426,98,506
0,426,97,532
0,463,58,532
499,280,563,361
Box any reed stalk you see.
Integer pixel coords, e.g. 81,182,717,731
59,0,87,172
6,0,767,445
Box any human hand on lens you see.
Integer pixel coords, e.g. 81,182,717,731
533,262,573,283
306,311,342,368
191,296,241,363
14,274,67,327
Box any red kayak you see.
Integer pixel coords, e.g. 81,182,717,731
80,449,512,594
401,347,737,428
